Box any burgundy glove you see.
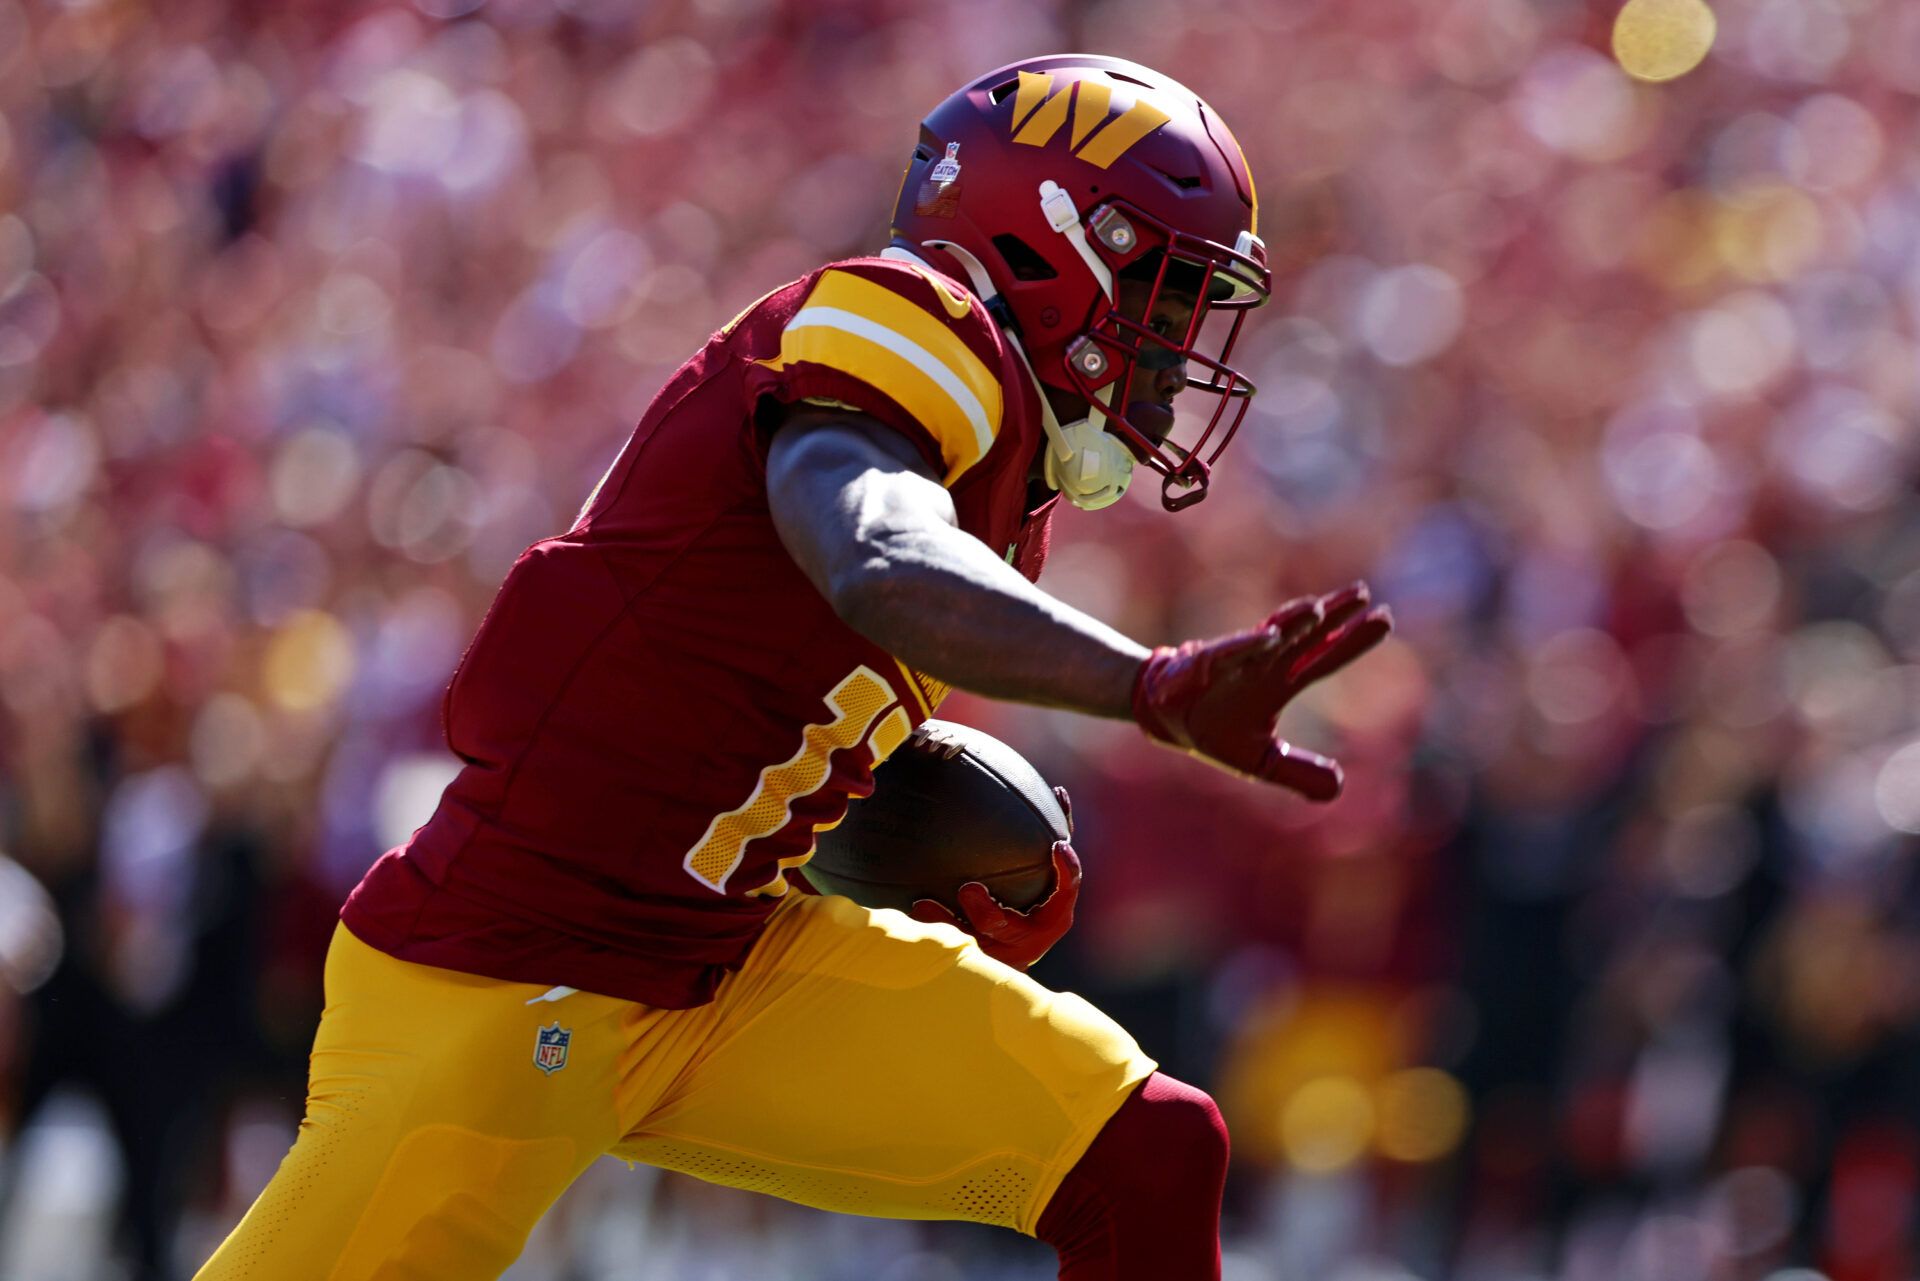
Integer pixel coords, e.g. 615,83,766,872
1132,582,1393,800
910,838,1082,970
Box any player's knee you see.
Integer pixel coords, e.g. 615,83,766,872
1072,1072,1228,1189
1039,1072,1228,1261
1133,1073,1229,1179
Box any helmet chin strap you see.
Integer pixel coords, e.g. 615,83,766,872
1038,180,1114,304
884,235,1134,511
1035,387,1132,511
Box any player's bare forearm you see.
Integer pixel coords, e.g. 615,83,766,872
767,411,1147,718
831,516,1148,716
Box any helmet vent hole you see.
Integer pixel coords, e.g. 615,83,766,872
988,78,1021,104
992,234,1058,282
913,145,934,163
1103,70,1155,88
1150,165,1205,191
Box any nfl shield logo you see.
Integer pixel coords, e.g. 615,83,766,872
533,1022,571,1075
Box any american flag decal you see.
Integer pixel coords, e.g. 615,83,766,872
533,1022,571,1075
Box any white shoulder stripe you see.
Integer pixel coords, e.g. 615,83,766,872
785,306,995,460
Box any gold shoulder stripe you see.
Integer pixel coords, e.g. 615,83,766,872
761,270,1003,484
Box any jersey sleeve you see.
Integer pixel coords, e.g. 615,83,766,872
745,261,1007,486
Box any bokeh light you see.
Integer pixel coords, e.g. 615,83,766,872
1282,1077,1377,1173
1613,0,1718,83
0,855,63,995
262,609,356,712
1374,1068,1471,1163
1873,740,1920,835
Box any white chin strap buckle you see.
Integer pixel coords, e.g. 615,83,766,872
1039,180,1114,303
1044,417,1134,511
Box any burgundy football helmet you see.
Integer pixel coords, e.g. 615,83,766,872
891,54,1270,511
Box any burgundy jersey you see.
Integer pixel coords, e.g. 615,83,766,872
342,257,1054,1007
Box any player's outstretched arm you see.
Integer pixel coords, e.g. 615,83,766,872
766,408,1393,799
768,408,1148,718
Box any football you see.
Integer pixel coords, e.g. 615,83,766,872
802,719,1068,914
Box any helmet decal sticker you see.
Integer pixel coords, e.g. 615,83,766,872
929,142,962,183
1008,72,1172,170
894,56,1271,508
915,142,963,218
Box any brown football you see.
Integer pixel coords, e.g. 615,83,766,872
802,719,1067,914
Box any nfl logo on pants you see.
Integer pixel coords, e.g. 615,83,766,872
534,1023,571,1075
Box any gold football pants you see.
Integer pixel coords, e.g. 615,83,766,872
194,892,1154,1279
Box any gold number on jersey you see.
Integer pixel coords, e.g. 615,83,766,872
682,666,913,895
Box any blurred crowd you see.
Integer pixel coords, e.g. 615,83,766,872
1,0,1917,1278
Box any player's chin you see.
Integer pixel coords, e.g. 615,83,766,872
1122,401,1178,457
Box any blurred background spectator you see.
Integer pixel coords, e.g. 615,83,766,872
0,0,1916,1278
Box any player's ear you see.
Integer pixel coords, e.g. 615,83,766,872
1053,785,1074,836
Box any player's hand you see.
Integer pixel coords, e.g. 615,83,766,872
1132,582,1393,800
909,839,1081,970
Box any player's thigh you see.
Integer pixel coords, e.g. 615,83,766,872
615,892,1157,1236
195,925,632,1281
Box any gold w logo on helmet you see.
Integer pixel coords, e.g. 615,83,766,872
1008,71,1172,170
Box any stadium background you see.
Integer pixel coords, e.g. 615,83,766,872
1,0,1918,1277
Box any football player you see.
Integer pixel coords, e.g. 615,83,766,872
196,54,1391,1280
